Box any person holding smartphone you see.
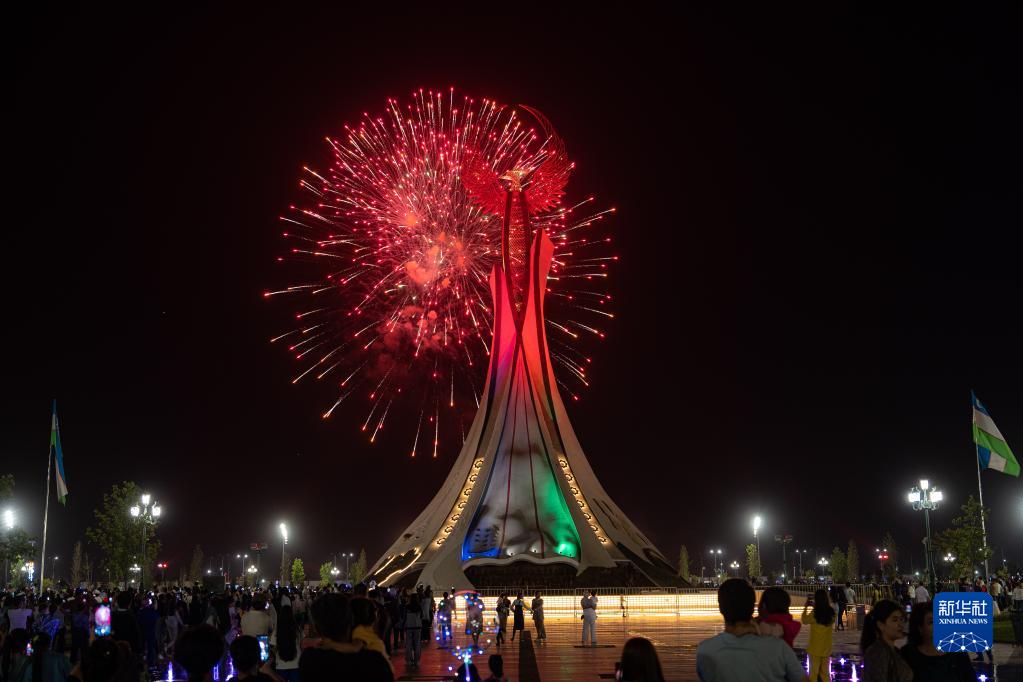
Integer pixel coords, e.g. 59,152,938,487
229,635,283,681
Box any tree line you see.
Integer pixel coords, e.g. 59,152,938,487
675,495,999,585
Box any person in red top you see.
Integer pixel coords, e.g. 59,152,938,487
756,587,801,648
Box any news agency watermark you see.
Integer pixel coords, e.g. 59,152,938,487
933,592,993,653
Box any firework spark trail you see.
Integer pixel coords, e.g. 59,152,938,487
269,89,617,456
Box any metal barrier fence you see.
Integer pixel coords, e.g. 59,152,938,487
439,584,883,621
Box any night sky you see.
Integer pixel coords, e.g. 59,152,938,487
5,7,1021,582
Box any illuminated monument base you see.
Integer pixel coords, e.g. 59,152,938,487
367,233,679,589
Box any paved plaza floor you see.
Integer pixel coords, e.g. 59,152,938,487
387,615,1023,681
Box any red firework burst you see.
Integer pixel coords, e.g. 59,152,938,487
266,88,616,457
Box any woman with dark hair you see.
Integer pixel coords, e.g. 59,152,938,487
901,601,974,681
403,595,423,670
454,662,481,682
69,601,90,666
23,632,71,682
860,599,911,682
273,605,302,682
800,590,835,681
529,593,546,643
173,624,225,682
1,629,30,682
510,594,525,642
69,638,133,682
299,593,393,681
618,637,665,682
494,594,510,647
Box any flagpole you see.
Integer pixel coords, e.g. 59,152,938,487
973,392,991,582
975,442,991,581
40,401,54,591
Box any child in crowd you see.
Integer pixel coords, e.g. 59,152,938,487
350,597,392,673
755,587,801,648
484,654,506,682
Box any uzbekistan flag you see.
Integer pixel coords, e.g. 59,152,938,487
972,392,1019,477
50,401,69,504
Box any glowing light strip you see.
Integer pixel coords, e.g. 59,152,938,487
432,457,485,547
556,457,608,545
376,548,419,586
438,593,825,620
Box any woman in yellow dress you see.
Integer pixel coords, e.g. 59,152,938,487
801,589,835,682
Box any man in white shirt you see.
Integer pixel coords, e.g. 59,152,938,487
7,598,33,631
240,597,272,637
697,579,805,682
580,591,598,646
913,583,929,603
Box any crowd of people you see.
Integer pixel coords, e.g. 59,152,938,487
0,583,402,682
1,572,1019,681
0,582,664,682
696,575,1023,682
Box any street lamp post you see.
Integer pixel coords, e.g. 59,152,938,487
818,557,829,582
774,534,793,581
875,548,890,580
330,566,340,584
943,553,956,581
752,516,762,578
3,509,15,583
729,561,740,577
51,556,59,583
794,549,807,580
129,563,141,586
279,523,288,584
336,552,355,582
236,554,249,583
708,549,723,581
129,493,162,588
908,479,942,598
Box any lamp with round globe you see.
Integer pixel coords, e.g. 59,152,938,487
129,493,162,587
907,478,942,597
751,516,762,571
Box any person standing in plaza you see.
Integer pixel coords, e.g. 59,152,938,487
510,594,525,642
7,597,34,633
494,594,510,647
844,583,858,630
466,595,484,649
529,592,546,643
801,590,835,682
298,593,394,681
618,637,665,682
416,587,431,649
696,579,804,681
241,597,271,638
913,582,929,604
860,599,911,682
392,589,406,653
272,604,302,682
435,592,453,645
900,601,974,682
580,591,598,646
755,587,800,648
484,654,506,682
869,582,883,606
403,595,423,670
831,583,847,630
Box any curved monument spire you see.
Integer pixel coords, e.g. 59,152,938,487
367,107,678,589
